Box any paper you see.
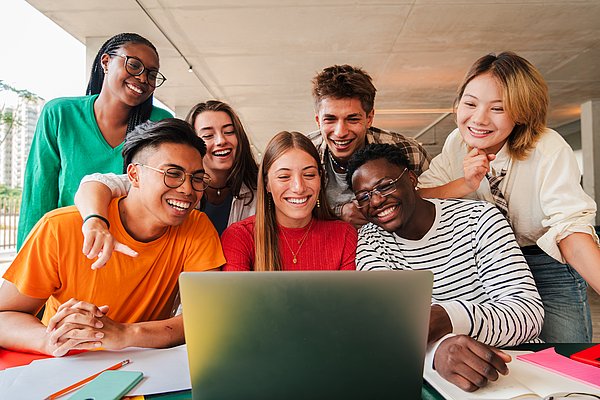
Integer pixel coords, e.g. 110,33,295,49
424,350,600,400
517,348,600,389
0,345,191,399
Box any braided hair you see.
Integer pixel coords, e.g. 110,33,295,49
86,33,158,134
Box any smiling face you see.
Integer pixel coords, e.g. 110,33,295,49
194,110,238,176
266,148,321,228
351,158,418,236
130,142,204,234
456,73,516,155
316,97,374,164
101,42,159,108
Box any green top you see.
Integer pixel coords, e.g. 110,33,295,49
17,94,172,248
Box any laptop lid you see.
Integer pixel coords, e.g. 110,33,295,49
180,270,433,400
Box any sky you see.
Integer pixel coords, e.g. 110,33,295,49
1,0,86,101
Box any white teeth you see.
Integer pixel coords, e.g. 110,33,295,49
469,127,491,134
213,149,231,156
377,206,397,218
126,83,143,94
167,199,191,210
287,197,308,204
333,139,352,146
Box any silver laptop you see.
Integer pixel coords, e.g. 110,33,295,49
179,270,433,400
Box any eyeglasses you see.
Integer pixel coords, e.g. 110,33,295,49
352,168,408,208
135,163,211,192
110,54,167,88
543,393,600,399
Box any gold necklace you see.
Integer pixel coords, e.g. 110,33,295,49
280,219,314,264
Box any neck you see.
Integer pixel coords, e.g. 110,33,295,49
94,90,132,125
394,197,435,240
277,214,313,229
206,168,229,188
119,195,168,242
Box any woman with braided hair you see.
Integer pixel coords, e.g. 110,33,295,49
17,32,171,248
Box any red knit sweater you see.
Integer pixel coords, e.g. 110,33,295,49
221,216,357,271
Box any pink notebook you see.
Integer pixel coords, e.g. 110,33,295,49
517,347,600,389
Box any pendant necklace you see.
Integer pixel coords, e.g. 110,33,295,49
208,185,228,196
329,151,347,173
280,219,314,264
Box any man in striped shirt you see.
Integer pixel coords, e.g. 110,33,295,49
346,143,543,393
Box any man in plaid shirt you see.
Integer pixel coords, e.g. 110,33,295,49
308,65,431,227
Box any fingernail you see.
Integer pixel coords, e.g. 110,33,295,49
95,321,103,328
94,342,102,347
95,332,104,338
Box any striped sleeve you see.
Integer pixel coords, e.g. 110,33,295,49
454,203,544,347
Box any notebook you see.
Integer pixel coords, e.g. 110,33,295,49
179,270,433,400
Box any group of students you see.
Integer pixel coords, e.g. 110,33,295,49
0,31,599,393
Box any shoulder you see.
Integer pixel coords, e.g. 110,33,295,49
177,210,217,235
316,219,356,236
529,128,573,158
435,198,496,220
42,205,82,223
223,215,256,237
307,129,325,149
368,126,415,146
149,106,173,121
41,95,94,115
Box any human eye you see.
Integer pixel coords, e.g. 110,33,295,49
127,59,143,72
224,130,236,136
165,169,183,179
377,181,395,193
491,106,504,112
355,192,369,204
304,172,317,179
277,174,290,180
462,100,476,107
201,134,214,141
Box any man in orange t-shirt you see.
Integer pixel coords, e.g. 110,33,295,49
0,118,225,357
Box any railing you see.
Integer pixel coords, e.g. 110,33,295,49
0,196,20,250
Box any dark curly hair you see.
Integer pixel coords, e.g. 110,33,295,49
346,143,410,190
311,65,377,114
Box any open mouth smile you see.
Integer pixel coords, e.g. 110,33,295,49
212,149,232,157
468,126,493,138
166,199,191,211
285,196,310,205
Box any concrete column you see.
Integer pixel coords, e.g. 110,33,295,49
581,99,600,225
84,37,109,86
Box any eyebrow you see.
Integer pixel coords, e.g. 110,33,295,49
274,165,318,173
463,94,503,103
199,123,234,132
161,163,205,174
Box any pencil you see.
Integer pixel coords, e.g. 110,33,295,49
44,359,131,400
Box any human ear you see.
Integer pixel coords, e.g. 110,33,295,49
127,163,140,188
100,53,111,74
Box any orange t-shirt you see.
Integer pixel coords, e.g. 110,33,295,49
4,198,225,325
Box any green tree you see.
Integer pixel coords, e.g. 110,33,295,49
0,80,43,146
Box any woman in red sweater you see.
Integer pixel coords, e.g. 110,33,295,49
222,131,357,271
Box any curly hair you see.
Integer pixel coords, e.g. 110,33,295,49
346,143,410,190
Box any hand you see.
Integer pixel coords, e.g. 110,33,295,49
44,298,108,356
340,202,368,229
82,217,138,269
433,335,511,392
463,148,495,191
428,305,452,344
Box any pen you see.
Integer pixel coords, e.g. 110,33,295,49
44,359,131,400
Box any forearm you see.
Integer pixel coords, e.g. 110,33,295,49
418,178,473,199
0,311,50,355
559,232,600,294
124,315,185,349
74,182,113,219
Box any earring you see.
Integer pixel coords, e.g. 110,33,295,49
267,192,272,211
316,199,320,208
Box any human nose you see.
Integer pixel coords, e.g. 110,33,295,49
290,174,306,193
176,173,194,195
471,106,488,125
333,120,348,138
368,190,386,207
214,131,226,145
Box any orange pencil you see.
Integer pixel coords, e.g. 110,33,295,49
44,359,131,399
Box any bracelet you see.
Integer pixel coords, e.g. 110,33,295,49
83,214,110,230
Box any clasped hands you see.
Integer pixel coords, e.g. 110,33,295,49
43,298,128,357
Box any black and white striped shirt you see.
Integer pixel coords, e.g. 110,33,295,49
357,198,543,347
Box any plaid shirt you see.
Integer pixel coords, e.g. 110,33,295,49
307,126,431,215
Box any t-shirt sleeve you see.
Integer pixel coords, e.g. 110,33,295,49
79,173,131,197
339,223,357,270
17,102,61,249
182,213,225,271
5,215,60,299
221,222,254,271
355,225,393,271
417,129,462,189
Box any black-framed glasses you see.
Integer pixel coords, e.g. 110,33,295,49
352,168,408,209
135,163,211,192
543,393,600,400
111,54,167,88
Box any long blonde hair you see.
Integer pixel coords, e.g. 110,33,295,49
254,131,335,271
455,52,548,160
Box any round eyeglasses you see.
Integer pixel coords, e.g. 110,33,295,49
110,54,167,88
135,163,211,192
352,168,408,208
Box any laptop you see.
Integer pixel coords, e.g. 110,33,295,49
179,270,433,400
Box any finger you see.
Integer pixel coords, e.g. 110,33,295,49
445,373,481,393
87,235,112,260
50,323,104,346
491,348,512,365
47,298,81,332
91,249,111,270
114,242,138,257
50,300,105,328
467,147,480,157
466,341,509,376
52,338,102,357
81,232,94,256
450,362,491,390
49,313,104,340
487,153,496,161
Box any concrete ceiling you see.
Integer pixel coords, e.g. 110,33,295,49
26,0,600,156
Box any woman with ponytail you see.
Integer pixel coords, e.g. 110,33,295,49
17,32,171,248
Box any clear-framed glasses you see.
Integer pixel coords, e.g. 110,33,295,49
110,54,167,88
352,168,408,209
135,163,211,192
543,393,600,400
